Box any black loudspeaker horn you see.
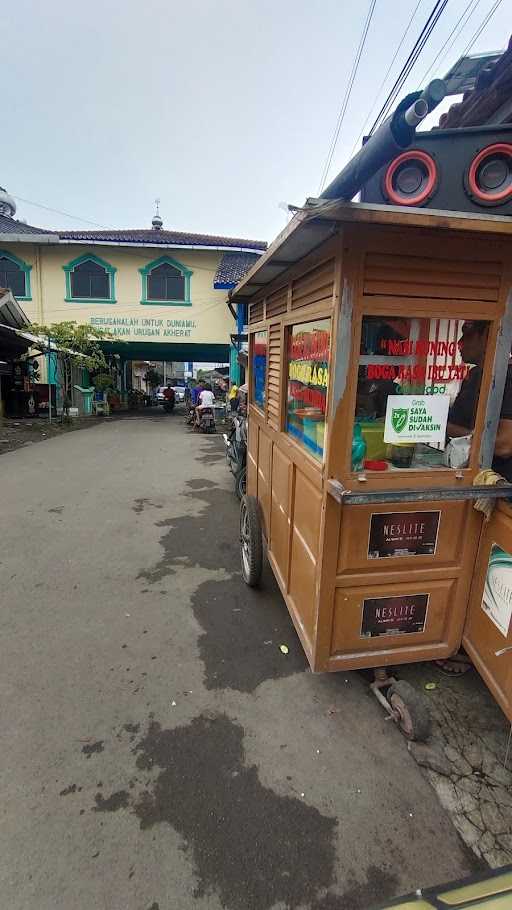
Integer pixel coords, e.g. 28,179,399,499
360,124,512,215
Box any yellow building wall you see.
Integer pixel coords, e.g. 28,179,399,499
4,242,232,348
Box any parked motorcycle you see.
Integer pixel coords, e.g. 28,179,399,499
223,412,247,498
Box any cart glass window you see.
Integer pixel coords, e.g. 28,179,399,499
252,331,267,409
353,315,490,472
286,319,330,461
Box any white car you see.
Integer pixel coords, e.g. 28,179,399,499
155,385,185,404
171,386,186,403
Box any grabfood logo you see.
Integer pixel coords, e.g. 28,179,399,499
391,408,408,434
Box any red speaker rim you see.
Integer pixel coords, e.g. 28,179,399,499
384,150,437,206
467,143,512,203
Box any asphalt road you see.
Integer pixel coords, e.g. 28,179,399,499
0,414,479,910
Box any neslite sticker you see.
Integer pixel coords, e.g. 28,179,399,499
361,594,429,638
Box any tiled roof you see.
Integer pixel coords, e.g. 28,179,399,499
0,214,54,235
213,251,263,289
440,36,512,128
0,213,267,251
57,228,267,250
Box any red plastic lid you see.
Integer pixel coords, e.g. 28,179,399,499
364,459,388,471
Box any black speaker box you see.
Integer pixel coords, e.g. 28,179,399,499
360,124,512,215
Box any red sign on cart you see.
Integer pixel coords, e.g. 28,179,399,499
368,511,440,559
361,594,429,638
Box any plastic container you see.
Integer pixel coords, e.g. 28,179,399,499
360,418,386,460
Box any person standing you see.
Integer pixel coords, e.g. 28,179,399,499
437,321,512,676
446,321,512,480
228,382,239,413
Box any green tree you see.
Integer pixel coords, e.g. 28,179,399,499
92,372,115,392
31,321,112,421
144,368,163,388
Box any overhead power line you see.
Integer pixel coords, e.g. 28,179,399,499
11,193,109,229
349,0,423,158
368,0,449,136
318,0,378,193
458,0,504,58
419,0,484,86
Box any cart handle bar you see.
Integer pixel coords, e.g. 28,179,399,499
327,479,512,505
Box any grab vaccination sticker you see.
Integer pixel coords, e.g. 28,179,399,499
482,543,512,638
384,395,450,445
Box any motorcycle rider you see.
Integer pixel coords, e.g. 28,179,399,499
163,382,175,410
195,383,215,426
185,379,204,424
191,379,204,407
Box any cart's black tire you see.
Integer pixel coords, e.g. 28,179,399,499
240,495,263,587
235,466,247,500
388,679,432,742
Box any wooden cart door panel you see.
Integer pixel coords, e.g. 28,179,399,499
269,445,292,590
463,501,512,723
318,493,486,673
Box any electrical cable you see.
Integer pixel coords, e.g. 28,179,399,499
318,0,378,193
458,0,504,58
370,0,449,132
349,0,423,158
24,295,235,319
368,0,449,136
419,0,484,86
10,194,110,229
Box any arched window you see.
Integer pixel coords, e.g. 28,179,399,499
0,251,32,300
140,255,192,306
63,254,117,303
148,262,185,301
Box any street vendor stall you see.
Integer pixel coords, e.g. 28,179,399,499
230,89,512,738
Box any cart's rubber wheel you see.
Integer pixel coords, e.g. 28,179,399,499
388,679,432,742
235,466,246,500
240,495,263,587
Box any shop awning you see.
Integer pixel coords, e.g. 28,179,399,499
0,289,30,330
229,201,512,305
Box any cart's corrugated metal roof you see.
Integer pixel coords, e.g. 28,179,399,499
229,201,512,303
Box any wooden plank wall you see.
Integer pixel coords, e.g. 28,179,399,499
363,252,501,302
246,239,340,665
266,323,281,431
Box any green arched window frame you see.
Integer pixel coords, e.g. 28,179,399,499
0,249,32,300
139,255,192,306
63,252,117,304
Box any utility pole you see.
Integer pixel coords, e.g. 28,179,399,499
47,336,52,425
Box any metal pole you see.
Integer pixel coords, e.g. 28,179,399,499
163,360,166,385
480,290,512,468
47,336,52,425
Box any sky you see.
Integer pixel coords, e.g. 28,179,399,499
4,0,510,243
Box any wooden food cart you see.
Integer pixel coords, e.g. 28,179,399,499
231,198,512,739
